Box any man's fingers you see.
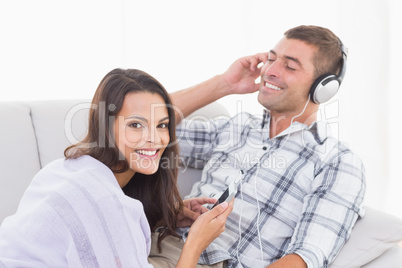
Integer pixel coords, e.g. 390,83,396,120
256,52,269,62
249,52,269,71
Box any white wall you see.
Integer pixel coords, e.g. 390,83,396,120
1,0,401,218
0,0,125,101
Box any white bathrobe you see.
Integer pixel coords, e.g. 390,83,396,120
0,155,153,268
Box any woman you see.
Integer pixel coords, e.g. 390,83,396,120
0,69,232,267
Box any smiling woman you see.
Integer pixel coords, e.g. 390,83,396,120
64,69,183,240
0,68,233,267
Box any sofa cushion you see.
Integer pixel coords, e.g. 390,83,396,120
362,245,402,268
29,100,90,167
330,207,402,267
0,102,41,221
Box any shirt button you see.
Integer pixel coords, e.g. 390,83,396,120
262,146,267,150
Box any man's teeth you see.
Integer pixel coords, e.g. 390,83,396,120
265,82,282,91
136,150,157,156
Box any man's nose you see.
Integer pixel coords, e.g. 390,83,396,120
263,61,280,78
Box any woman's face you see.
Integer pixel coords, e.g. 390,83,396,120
114,92,170,176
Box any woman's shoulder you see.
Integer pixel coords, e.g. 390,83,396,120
38,155,113,181
27,156,117,201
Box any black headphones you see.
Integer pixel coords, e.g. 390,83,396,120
309,41,348,104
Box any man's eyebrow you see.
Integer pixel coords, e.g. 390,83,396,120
269,49,303,69
285,55,303,68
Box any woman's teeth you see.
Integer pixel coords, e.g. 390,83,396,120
265,82,282,91
136,150,157,156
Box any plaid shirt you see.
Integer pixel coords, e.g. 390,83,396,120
177,112,365,268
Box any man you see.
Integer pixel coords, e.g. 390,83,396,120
166,25,365,268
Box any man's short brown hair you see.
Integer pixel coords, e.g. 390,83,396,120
284,25,344,79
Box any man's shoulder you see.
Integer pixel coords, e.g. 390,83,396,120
230,112,263,127
178,111,263,130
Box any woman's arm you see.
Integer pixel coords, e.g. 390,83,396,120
176,199,234,268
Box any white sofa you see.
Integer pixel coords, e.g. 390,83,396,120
1,99,402,267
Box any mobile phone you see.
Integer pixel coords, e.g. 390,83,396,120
210,174,242,209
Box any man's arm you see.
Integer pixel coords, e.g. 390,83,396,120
170,75,228,123
276,147,365,267
266,254,307,268
170,53,268,124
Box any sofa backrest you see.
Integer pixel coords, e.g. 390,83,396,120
0,100,90,221
0,99,230,222
0,102,42,219
2,100,402,267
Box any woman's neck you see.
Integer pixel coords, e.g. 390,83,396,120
114,170,135,188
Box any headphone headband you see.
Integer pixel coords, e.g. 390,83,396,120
337,43,348,84
310,39,347,104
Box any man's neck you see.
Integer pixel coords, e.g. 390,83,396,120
269,109,318,138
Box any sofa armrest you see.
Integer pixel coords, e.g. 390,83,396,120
330,207,402,267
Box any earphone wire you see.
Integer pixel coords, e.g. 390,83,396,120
236,166,264,267
236,173,244,267
277,97,310,150
254,167,264,266
236,97,311,267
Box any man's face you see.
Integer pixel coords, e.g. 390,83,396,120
258,37,317,116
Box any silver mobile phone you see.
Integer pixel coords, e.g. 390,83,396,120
210,174,242,209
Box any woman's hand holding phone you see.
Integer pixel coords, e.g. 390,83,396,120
177,197,216,227
176,198,234,268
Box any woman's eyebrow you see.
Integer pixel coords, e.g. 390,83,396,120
125,115,169,124
159,116,169,123
125,115,147,123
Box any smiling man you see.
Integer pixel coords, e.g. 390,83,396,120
163,25,366,268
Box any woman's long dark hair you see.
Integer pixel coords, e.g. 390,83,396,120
65,69,183,250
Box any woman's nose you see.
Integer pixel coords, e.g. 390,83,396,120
144,127,161,144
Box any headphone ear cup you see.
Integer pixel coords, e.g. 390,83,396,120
310,75,340,104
